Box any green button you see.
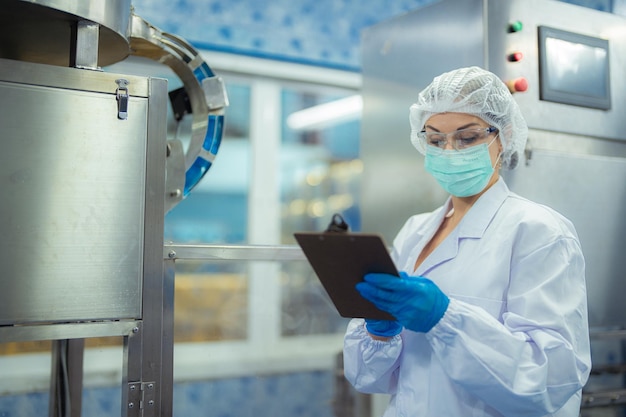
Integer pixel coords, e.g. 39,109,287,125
509,21,523,33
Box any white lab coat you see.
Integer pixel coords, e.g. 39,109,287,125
343,178,591,417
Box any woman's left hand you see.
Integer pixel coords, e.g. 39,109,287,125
357,272,450,333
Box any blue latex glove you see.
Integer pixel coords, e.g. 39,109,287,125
356,272,450,333
364,319,403,337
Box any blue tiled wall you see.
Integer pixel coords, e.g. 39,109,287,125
0,371,336,417
131,0,621,71
132,0,436,70
172,372,335,417
0,392,49,417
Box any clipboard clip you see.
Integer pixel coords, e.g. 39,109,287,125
325,213,349,233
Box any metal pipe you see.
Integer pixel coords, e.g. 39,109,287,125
163,244,307,262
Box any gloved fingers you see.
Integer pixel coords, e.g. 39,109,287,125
365,295,398,312
356,283,402,313
356,281,389,302
363,272,408,291
356,282,399,308
366,273,438,296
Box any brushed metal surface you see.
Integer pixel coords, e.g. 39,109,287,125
487,0,626,142
503,145,626,329
0,0,131,66
0,320,140,343
164,244,307,261
0,63,149,324
0,58,150,97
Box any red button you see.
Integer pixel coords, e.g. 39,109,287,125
506,77,528,93
508,52,523,62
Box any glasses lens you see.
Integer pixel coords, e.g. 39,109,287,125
420,127,495,151
421,132,447,149
453,128,489,149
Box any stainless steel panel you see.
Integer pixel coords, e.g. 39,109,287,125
503,140,626,328
487,0,626,142
0,320,140,342
0,62,150,324
0,58,150,97
0,0,131,67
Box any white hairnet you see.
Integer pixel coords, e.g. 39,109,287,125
409,66,528,169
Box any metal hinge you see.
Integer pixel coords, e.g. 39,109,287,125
127,381,156,416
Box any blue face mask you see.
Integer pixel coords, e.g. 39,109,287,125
424,140,499,197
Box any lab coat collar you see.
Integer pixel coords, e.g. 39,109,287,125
416,178,510,274
455,177,510,238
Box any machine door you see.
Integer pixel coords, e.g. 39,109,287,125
0,64,149,324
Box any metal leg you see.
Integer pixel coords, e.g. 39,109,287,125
120,75,169,417
49,339,85,417
161,259,176,416
122,323,143,417
121,260,174,417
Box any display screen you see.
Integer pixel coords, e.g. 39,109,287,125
538,26,610,110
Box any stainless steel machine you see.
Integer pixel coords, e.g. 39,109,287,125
0,1,228,416
360,0,626,414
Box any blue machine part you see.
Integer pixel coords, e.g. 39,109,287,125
184,114,224,196
183,60,224,195
129,14,229,205
193,61,216,79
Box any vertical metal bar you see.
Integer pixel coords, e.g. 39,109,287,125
49,341,60,417
122,324,142,417
248,79,281,246
49,339,85,417
70,20,100,70
161,259,176,416
121,76,169,417
248,80,282,345
141,76,168,416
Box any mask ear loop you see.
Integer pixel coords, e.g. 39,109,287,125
494,152,503,170
490,133,503,170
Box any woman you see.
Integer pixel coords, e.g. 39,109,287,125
343,67,591,416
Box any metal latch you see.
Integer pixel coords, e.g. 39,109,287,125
127,381,156,416
116,78,130,120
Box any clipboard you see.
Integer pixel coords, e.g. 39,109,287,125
294,231,398,320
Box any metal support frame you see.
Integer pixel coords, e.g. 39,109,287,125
121,259,174,417
120,77,170,417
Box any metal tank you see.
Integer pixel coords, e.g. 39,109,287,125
360,0,626,413
0,1,228,416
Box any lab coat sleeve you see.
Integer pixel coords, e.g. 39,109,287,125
343,318,403,394
426,235,591,415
